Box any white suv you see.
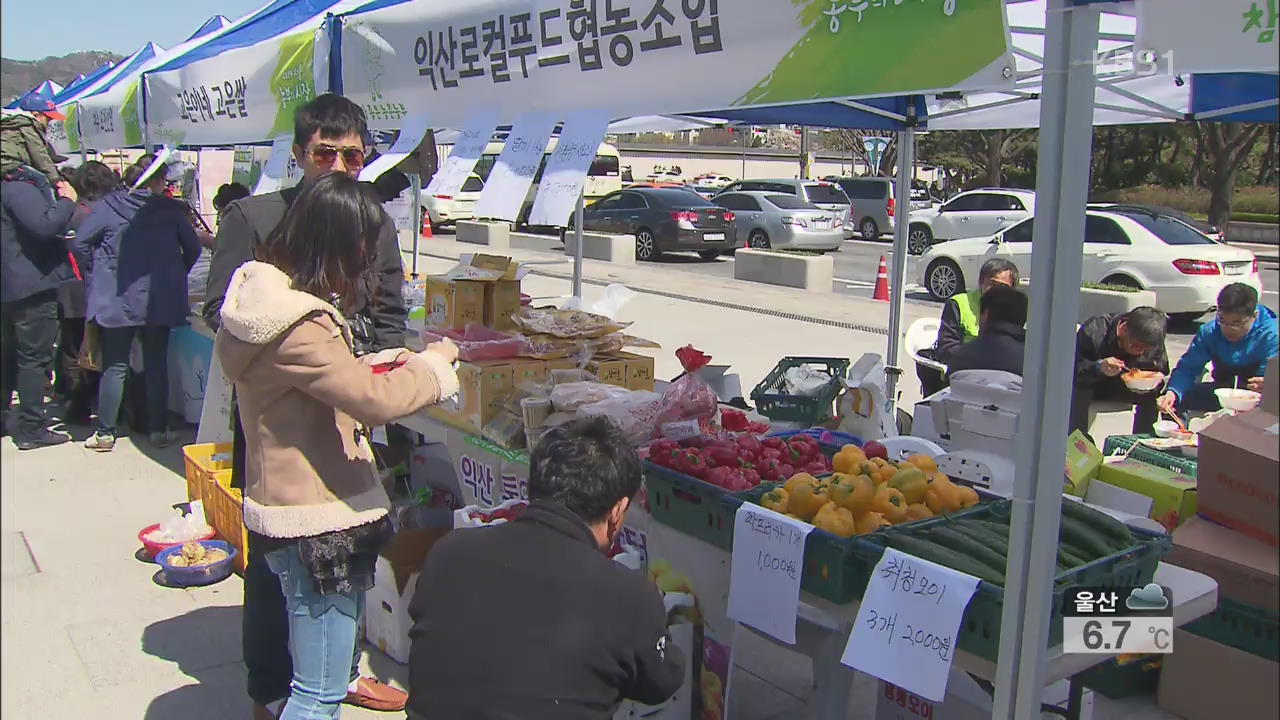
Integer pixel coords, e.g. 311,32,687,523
906,189,1035,255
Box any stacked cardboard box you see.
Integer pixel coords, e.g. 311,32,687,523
425,255,523,331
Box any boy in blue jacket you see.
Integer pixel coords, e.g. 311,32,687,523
1158,283,1278,415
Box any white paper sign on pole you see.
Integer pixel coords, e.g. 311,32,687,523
196,346,233,445
841,547,981,702
253,135,296,196
426,106,499,197
529,109,611,227
131,145,177,190
359,113,432,182
726,504,813,645
471,112,556,223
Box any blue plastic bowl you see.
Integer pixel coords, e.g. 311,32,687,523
155,540,237,587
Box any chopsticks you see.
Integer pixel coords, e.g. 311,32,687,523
1161,406,1189,433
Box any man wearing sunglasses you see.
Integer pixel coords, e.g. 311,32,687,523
1158,283,1278,416
1069,306,1170,439
202,93,409,719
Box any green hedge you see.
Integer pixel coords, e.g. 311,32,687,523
1230,212,1280,225
1083,282,1142,293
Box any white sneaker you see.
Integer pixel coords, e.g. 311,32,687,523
84,432,115,452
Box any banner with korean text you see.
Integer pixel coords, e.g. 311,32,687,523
1137,0,1280,74
340,0,1015,131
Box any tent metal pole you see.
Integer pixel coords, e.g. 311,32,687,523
410,172,422,276
991,2,1099,718
883,104,915,421
573,192,585,298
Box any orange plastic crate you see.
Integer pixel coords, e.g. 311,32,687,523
206,472,249,575
181,442,232,506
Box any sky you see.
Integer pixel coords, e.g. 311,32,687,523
1,1,267,60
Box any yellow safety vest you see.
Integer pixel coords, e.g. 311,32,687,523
953,290,982,343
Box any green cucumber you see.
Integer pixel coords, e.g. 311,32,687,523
1059,515,1116,560
1061,500,1134,549
950,519,1012,556
1057,545,1091,568
885,534,1005,586
927,527,1009,574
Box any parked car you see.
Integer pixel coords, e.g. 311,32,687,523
907,188,1036,255
917,206,1261,316
829,176,897,241
422,173,484,231
1089,203,1226,242
713,191,844,251
570,187,738,261
715,178,853,234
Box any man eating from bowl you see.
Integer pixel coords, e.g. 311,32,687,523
1069,306,1170,439
1158,283,1278,417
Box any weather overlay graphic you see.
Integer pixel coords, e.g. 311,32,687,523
1062,584,1175,654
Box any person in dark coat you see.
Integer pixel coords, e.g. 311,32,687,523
1,162,77,448
916,257,1020,397
946,285,1029,381
73,154,200,451
1069,307,1170,438
407,417,684,720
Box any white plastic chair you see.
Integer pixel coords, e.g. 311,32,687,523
906,317,947,373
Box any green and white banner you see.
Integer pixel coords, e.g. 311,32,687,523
75,78,147,150
341,0,1014,130
1137,0,1280,74
146,29,324,147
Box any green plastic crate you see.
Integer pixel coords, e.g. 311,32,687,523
1102,435,1197,477
1183,597,1280,661
866,503,1173,663
750,357,850,425
644,462,738,551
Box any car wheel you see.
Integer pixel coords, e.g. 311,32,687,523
860,218,879,241
926,259,965,301
908,225,933,255
635,228,658,261
748,230,770,249
698,250,722,261
1102,274,1142,290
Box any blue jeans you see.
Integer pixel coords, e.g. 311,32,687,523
264,545,363,720
96,325,170,435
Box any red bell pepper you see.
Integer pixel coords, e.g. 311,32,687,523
761,436,787,452
676,450,708,479
734,435,762,455
705,466,733,488
703,445,739,468
741,468,762,488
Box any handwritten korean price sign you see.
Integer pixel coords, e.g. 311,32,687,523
471,111,556,222
841,547,980,701
528,108,610,227
726,504,813,644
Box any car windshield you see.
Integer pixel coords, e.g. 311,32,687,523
840,180,888,200
804,183,850,205
764,194,817,210
645,188,716,207
1121,212,1217,245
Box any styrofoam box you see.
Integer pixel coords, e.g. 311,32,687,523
364,556,418,665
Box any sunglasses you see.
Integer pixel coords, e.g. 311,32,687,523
307,144,368,168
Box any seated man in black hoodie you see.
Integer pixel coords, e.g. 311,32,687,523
1069,307,1170,437
407,417,684,719
946,285,1029,381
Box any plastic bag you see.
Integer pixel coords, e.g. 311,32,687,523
513,307,630,339
422,325,524,362
559,283,637,320
654,346,719,430
784,365,835,397
146,509,213,544
550,381,634,413
578,391,663,447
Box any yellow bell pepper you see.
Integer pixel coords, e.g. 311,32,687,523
924,473,962,514
826,473,855,505
787,480,830,520
956,485,980,508
904,503,934,521
761,487,790,514
872,486,908,524
838,474,877,515
814,502,858,538
906,453,938,474
832,445,867,475
889,465,929,504
784,472,818,496
854,511,891,534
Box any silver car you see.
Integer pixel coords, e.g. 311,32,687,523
713,192,844,251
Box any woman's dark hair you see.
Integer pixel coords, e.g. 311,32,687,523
293,93,369,150
213,182,251,212
123,153,166,189
257,172,383,304
529,416,642,523
1217,282,1259,317
72,161,121,202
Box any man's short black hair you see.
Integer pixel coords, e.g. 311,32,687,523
1217,282,1259,316
980,285,1028,327
529,417,642,523
979,257,1020,287
1123,307,1167,347
293,93,369,150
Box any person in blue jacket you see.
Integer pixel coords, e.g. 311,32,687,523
1158,283,1278,416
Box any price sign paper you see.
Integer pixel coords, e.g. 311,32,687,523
426,106,498,197
841,547,981,701
253,135,295,196
359,113,432,182
726,504,813,644
529,108,610,227
472,112,556,222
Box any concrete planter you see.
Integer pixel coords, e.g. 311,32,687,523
456,221,510,249
733,249,833,292
1077,286,1158,322
561,230,636,266
1225,221,1279,245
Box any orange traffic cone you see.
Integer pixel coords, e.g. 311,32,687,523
421,214,434,239
872,255,890,302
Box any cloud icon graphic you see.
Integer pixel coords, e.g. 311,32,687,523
1126,583,1168,611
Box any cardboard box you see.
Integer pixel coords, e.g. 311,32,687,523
1196,408,1280,546
1096,458,1197,531
586,355,629,387
444,254,523,331
511,360,547,387
427,360,515,435
1157,629,1279,720
1263,356,1279,416
544,358,579,373
614,351,657,392
365,527,450,664
484,280,522,331
1064,430,1103,497
1167,514,1280,610
425,276,485,330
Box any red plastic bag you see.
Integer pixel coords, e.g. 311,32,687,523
655,346,719,431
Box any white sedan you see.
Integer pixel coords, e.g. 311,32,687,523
421,173,484,231
916,207,1261,316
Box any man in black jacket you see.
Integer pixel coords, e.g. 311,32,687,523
1070,307,1170,438
202,94,409,719
407,417,684,719
1,163,77,448
946,285,1029,381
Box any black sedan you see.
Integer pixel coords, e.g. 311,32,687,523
570,187,738,261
